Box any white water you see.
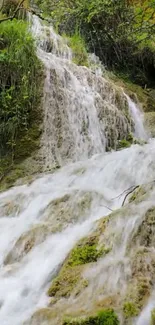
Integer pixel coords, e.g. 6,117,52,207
124,93,148,140
1,141,155,325
136,291,155,325
0,15,154,325
30,15,141,169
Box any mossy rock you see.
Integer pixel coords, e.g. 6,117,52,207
67,241,108,267
129,186,145,204
117,139,131,150
26,308,57,325
132,207,155,247
123,247,155,319
4,224,53,264
123,302,139,318
63,309,119,325
43,191,104,230
143,93,155,112
116,133,134,150
48,225,110,299
48,264,84,298
151,309,155,325
144,112,155,137
0,193,25,218
129,183,154,205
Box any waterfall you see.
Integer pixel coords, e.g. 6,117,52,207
0,15,154,325
124,93,148,140
30,15,144,170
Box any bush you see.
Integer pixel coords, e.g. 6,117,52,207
66,33,88,66
0,19,43,159
40,0,155,87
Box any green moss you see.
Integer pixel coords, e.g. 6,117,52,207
123,302,139,318
117,139,131,150
151,309,155,325
48,264,82,298
129,186,146,203
68,243,109,267
63,309,119,325
123,276,151,319
48,232,110,299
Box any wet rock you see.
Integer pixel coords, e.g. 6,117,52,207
4,224,53,264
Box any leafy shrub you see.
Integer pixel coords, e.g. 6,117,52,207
0,19,43,159
66,33,88,66
39,0,155,87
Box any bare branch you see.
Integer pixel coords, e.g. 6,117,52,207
111,185,136,200
122,185,140,206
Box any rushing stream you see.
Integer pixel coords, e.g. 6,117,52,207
0,15,154,325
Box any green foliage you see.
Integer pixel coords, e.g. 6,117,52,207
123,302,139,318
40,0,155,87
0,19,43,160
63,309,119,325
65,33,88,66
151,309,155,325
97,309,119,325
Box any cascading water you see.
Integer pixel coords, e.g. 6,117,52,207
124,93,148,140
0,15,154,325
30,15,137,169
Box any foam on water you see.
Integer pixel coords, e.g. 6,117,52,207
0,139,155,324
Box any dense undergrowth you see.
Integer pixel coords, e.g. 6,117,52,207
0,17,43,185
35,0,155,88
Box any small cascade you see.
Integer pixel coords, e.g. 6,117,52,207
135,292,155,325
124,93,148,140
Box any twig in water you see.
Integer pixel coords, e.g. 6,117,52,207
122,185,140,206
111,185,136,201
100,204,113,212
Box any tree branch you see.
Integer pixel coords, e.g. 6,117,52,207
0,0,25,23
